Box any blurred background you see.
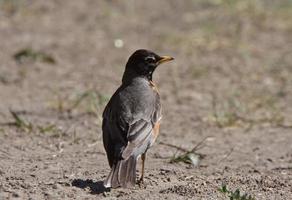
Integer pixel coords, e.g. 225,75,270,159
0,0,292,199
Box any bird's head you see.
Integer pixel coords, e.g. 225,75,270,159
123,49,174,82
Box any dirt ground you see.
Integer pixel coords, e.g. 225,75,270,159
0,0,292,199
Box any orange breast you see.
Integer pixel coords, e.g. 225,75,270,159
152,122,160,141
149,80,161,145
149,80,159,94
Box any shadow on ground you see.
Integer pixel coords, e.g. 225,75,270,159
72,179,110,194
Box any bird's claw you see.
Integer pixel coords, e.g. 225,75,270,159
137,179,146,188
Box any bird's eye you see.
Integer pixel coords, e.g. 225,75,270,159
145,56,156,63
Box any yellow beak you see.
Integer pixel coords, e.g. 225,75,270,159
157,56,174,65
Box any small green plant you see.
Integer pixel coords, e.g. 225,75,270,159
9,110,60,134
10,110,33,132
219,184,255,200
0,0,24,14
211,95,243,128
69,90,108,114
14,48,56,64
52,89,109,116
160,137,208,166
209,92,287,130
170,152,202,166
37,124,57,133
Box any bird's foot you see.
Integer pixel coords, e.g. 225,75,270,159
137,178,146,189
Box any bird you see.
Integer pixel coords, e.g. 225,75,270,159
102,49,174,188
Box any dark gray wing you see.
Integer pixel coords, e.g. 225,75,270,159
122,96,162,159
102,86,128,167
121,119,154,159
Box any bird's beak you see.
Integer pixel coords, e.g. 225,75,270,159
157,56,174,65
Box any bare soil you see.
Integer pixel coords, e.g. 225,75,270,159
0,1,292,199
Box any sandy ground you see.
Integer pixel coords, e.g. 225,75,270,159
0,0,292,199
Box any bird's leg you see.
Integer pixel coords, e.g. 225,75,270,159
138,153,146,187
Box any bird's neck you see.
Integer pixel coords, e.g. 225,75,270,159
122,69,153,84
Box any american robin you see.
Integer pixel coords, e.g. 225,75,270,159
102,49,174,188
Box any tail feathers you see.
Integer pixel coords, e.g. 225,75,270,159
104,156,137,188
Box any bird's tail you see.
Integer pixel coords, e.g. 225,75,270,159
104,156,137,188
